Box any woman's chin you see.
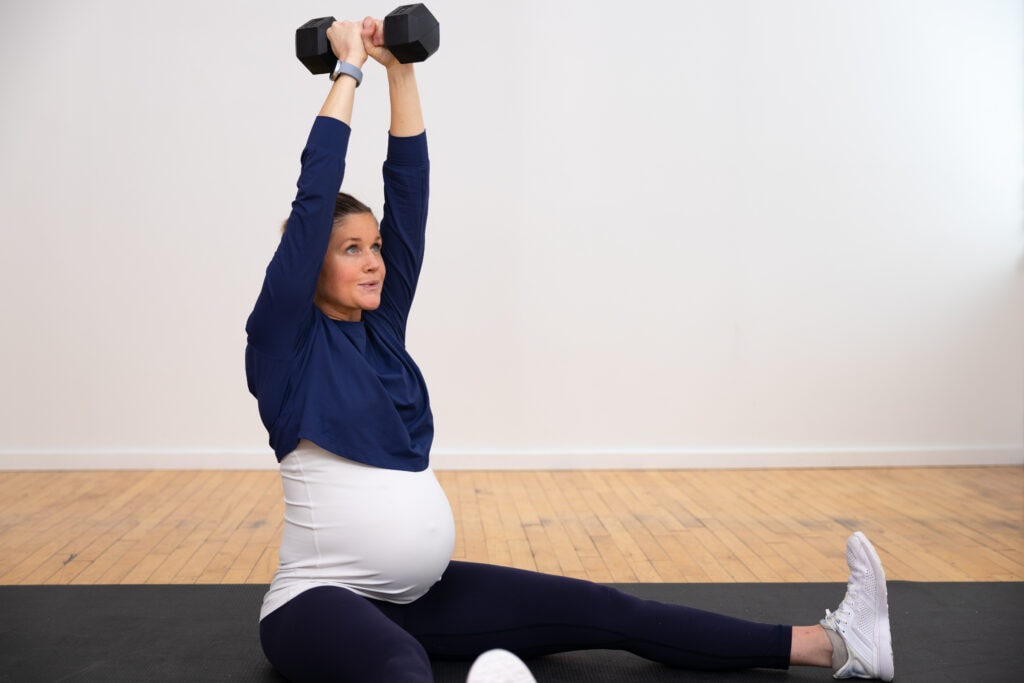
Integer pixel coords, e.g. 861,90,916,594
359,297,382,311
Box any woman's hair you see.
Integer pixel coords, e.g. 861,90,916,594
280,192,374,234
333,192,374,227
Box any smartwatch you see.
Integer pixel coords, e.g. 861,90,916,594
329,60,363,86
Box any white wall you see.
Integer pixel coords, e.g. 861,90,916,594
1,0,1021,470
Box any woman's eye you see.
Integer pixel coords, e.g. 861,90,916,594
345,245,360,254
371,244,382,253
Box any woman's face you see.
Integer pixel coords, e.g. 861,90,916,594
314,212,385,321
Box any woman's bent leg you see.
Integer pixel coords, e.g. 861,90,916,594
260,585,433,683
385,561,791,672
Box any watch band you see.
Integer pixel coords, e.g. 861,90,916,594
329,60,363,86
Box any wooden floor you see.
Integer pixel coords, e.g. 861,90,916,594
0,466,1021,585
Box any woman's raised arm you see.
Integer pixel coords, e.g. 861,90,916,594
319,20,369,124
361,16,424,137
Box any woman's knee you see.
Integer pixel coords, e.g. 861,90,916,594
260,586,432,682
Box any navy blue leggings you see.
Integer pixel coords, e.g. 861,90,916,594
259,560,791,682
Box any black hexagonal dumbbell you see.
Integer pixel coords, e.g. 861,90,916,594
296,4,439,74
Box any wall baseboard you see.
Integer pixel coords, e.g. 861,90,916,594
0,446,1020,471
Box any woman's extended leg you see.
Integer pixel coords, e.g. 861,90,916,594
380,532,893,680
378,560,792,671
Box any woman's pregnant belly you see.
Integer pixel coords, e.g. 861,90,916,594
261,440,455,619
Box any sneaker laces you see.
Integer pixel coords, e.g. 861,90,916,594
822,578,858,635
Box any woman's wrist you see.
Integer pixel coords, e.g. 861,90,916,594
385,62,416,82
337,53,368,69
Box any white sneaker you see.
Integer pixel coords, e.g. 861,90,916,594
466,649,537,683
821,532,895,681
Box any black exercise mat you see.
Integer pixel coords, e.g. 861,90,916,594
1,582,1020,682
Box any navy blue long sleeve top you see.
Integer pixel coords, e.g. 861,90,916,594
245,116,433,471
